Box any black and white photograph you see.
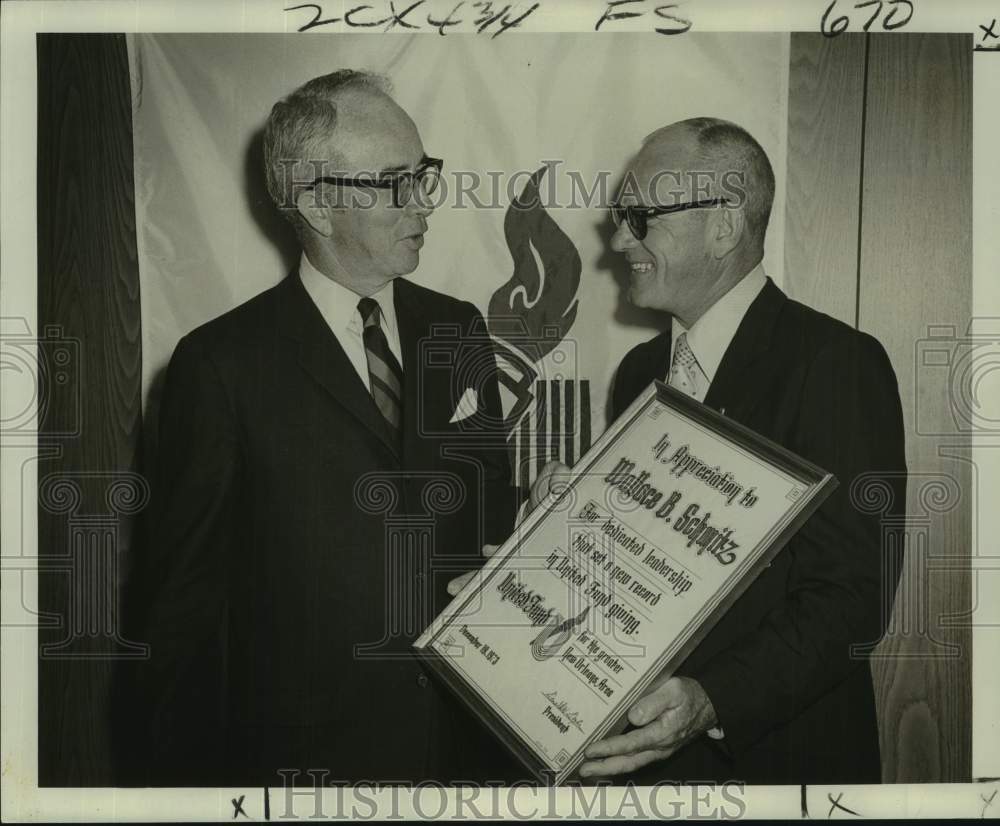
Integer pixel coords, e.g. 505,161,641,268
2,0,999,820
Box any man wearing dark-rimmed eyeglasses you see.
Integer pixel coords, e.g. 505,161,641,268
530,117,907,785
141,69,518,786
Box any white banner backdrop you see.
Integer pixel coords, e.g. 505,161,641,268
128,32,788,485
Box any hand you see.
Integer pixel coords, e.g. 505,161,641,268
578,677,718,778
529,461,571,511
446,544,500,597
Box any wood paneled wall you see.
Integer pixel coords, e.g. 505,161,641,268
785,33,972,782
37,33,144,786
785,33,866,324
37,32,973,785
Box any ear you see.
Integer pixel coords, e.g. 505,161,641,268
709,204,745,259
295,187,336,238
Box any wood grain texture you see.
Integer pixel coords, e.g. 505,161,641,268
784,33,866,325
858,33,973,783
37,34,144,786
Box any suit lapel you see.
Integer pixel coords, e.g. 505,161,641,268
276,271,400,458
703,277,787,415
394,278,432,471
648,330,674,386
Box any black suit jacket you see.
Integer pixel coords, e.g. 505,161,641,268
140,272,519,785
612,278,906,784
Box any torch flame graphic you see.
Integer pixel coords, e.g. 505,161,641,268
530,605,590,662
488,165,582,362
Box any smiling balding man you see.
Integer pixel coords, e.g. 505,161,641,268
139,70,518,786
533,117,907,784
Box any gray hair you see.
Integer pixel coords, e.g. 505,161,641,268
646,117,775,252
262,69,392,223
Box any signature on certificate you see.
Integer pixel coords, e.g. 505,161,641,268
541,689,586,733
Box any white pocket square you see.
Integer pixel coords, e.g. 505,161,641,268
448,387,479,423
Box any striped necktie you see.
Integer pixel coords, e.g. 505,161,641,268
668,332,708,401
358,297,403,450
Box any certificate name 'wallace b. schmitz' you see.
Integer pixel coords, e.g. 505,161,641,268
414,381,837,785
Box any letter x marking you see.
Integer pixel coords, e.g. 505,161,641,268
827,792,861,817
231,795,248,819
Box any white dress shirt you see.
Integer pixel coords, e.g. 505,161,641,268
669,265,768,402
298,253,403,393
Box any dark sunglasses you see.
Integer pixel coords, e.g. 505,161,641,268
610,197,730,240
310,156,443,208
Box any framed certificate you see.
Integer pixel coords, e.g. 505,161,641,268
414,381,837,785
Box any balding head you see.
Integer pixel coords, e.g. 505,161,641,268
610,118,773,324
263,69,400,221
262,69,433,295
639,118,775,256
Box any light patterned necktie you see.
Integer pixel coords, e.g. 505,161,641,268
668,332,707,400
358,297,403,451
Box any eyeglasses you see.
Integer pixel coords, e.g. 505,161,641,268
610,197,730,241
310,156,443,208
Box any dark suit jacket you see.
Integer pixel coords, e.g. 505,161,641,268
139,271,519,785
612,278,906,785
